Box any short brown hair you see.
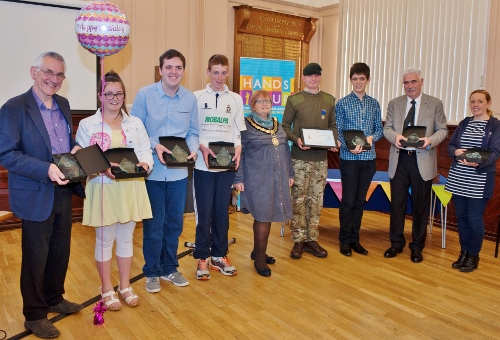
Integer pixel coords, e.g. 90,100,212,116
208,54,229,71
159,49,186,69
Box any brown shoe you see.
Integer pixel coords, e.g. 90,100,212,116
24,318,60,339
290,242,305,259
304,241,328,258
49,299,83,314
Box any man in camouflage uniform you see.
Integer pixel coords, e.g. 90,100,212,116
282,63,338,259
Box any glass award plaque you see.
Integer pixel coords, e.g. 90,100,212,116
457,148,491,164
208,142,236,169
401,126,426,148
216,147,232,166
53,153,86,181
343,130,371,150
104,148,147,179
170,145,189,163
52,144,111,182
352,136,366,147
159,136,195,166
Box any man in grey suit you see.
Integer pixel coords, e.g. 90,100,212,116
383,68,448,263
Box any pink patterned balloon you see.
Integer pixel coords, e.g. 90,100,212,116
75,1,130,57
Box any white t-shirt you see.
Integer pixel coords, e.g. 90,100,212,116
194,84,246,171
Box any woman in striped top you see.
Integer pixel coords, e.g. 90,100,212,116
445,89,500,272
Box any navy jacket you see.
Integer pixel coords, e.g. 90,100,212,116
0,88,82,221
448,116,500,198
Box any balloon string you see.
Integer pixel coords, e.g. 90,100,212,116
95,55,107,324
100,55,105,269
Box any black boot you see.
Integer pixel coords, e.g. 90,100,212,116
452,251,468,269
459,253,479,273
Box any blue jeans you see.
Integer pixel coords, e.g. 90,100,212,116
453,194,489,255
142,178,187,277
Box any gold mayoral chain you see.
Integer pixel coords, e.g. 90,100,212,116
246,116,280,146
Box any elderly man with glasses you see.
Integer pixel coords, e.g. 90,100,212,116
0,51,83,339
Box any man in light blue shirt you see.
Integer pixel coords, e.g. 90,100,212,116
335,62,383,257
131,49,199,292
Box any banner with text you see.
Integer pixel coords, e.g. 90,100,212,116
239,57,295,122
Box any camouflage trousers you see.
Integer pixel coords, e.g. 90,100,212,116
290,159,327,242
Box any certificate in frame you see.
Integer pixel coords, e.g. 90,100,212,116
300,128,336,149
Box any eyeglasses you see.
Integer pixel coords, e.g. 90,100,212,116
256,99,271,104
36,67,66,81
103,92,125,100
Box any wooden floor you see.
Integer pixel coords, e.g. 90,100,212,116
1,209,500,339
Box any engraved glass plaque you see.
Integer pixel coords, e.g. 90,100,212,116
216,147,232,166
171,145,189,163
54,154,86,180
119,158,136,173
401,126,425,147
465,151,482,162
351,136,366,147
407,133,421,144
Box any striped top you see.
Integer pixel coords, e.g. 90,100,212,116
445,119,487,198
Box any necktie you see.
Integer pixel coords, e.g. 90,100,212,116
403,100,416,129
215,93,219,109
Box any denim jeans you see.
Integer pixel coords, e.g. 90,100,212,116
453,194,489,255
142,178,187,277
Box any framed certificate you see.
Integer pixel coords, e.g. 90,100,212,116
300,128,336,149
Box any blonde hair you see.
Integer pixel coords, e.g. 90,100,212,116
470,89,493,117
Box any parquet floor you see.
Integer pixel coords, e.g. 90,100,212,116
1,209,500,339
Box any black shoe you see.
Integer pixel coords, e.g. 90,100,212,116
351,243,368,255
48,299,83,314
452,251,468,269
410,249,423,263
254,262,271,277
384,246,403,258
340,244,352,257
459,254,479,273
250,250,276,264
25,318,60,339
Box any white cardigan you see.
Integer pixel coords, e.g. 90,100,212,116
75,109,154,184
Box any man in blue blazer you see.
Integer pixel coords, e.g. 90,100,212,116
0,52,83,339
383,68,448,263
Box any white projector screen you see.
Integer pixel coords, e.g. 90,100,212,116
0,0,97,111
